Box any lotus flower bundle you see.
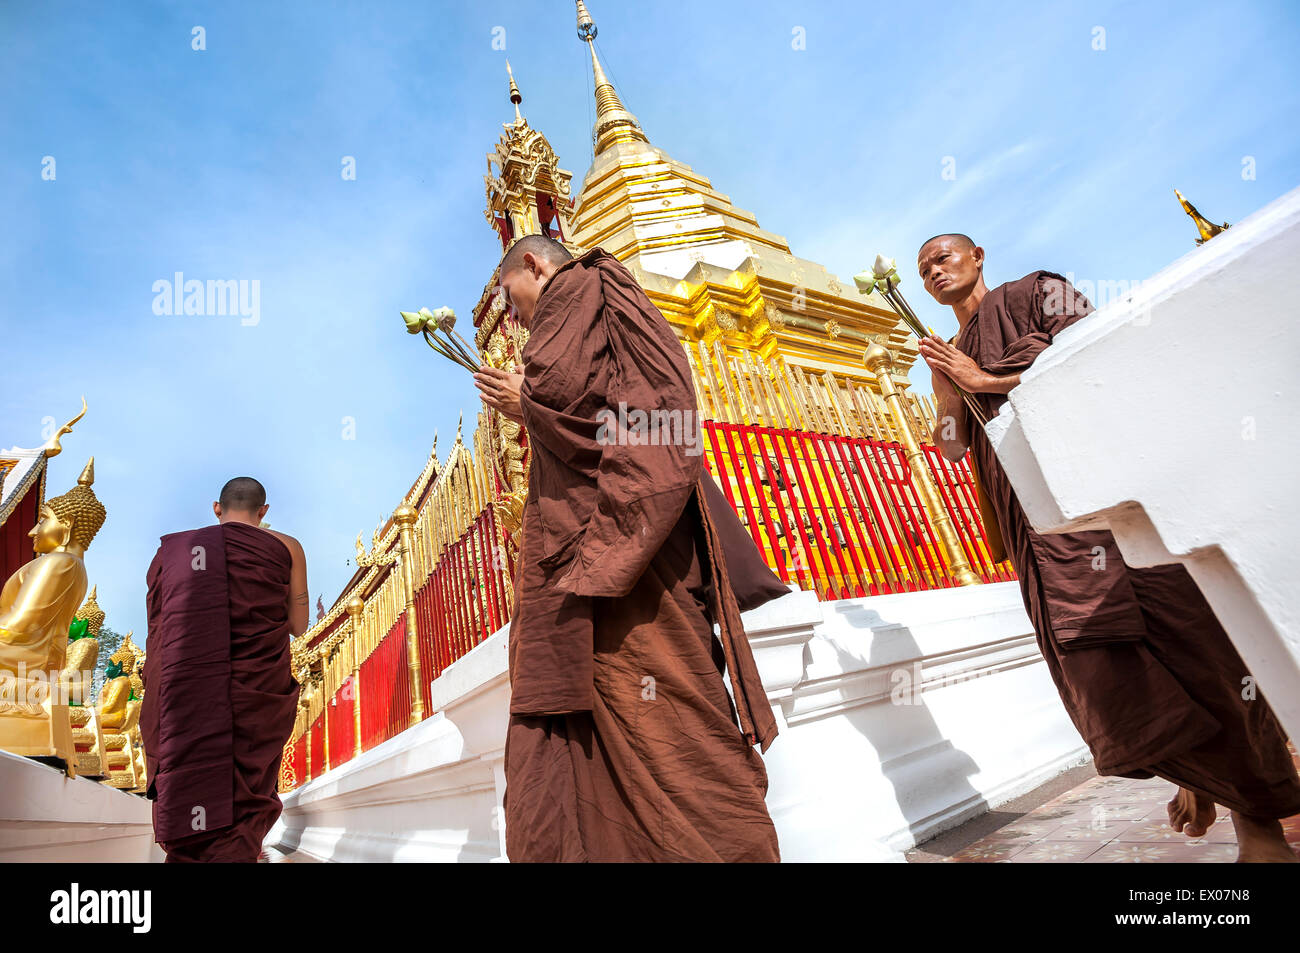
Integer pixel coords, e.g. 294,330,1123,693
854,254,988,427
400,306,480,373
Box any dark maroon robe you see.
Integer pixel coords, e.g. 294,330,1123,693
956,272,1300,817
504,247,789,862
141,521,299,862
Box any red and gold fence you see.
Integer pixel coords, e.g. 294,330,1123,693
703,421,1010,599
308,713,324,781
358,616,410,752
415,507,513,681
327,677,355,770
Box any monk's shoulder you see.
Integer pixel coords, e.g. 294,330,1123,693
263,528,303,561
986,271,1059,318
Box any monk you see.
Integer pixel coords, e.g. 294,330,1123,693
473,235,790,862
916,233,1300,862
140,476,308,862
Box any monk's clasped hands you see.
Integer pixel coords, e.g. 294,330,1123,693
474,365,525,424
918,335,990,393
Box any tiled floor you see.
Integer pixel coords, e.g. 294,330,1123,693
947,749,1300,863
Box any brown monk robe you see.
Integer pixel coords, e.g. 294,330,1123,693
917,234,1300,862
475,235,790,862
141,477,309,862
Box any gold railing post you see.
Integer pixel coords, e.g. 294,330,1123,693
347,596,364,756
304,721,313,783
864,342,980,586
321,665,331,771
394,504,427,726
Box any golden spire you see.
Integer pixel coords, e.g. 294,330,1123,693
575,1,648,155
1175,189,1229,245
505,59,523,125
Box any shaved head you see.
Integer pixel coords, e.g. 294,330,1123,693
500,235,572,277
917,233,987,312
919,233,976,257
219,476,266,513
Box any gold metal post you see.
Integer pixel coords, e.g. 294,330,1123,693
347,596,364,757
321,665,330,771
864,342,980,586
394,504,427,726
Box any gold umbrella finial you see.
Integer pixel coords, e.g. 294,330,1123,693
575,1,648,155
505,59,523,124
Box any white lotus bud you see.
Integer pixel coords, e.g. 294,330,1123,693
853,271,877,295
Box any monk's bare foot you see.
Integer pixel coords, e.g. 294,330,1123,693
1167,786,1216,837
1230,812,1299,863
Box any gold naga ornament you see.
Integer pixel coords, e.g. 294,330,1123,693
1175,189,1229,245
0,454,106,775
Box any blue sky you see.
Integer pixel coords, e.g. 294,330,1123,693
2,1,1297,640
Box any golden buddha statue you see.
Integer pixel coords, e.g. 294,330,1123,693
0,458,106,774
96,633,137,730
64,586,107,776
128,646,147,792
99,635,144,789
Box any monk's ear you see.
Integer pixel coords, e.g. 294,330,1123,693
971,245,985,268
212,502,222,521
257,503,270,522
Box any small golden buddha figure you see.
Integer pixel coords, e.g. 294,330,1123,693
95,633,136,731
63,586,107,776
128,647,147,792
0,458,106,774
100,636,144,789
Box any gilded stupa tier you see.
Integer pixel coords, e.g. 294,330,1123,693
569,1,918,390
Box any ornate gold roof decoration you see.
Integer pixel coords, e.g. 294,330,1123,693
42,396,88,459
1175,189,1229,245
483,61,575,242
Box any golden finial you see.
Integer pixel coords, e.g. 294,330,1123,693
42,396,88,458
456,411,463,443
575,1,648,155
78,456,95,486
74,584,106,636
346,595,364,620
506,59,523,124
1175,189,1229,245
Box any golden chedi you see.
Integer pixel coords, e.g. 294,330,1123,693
0,458,105,773
63,585,108,776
